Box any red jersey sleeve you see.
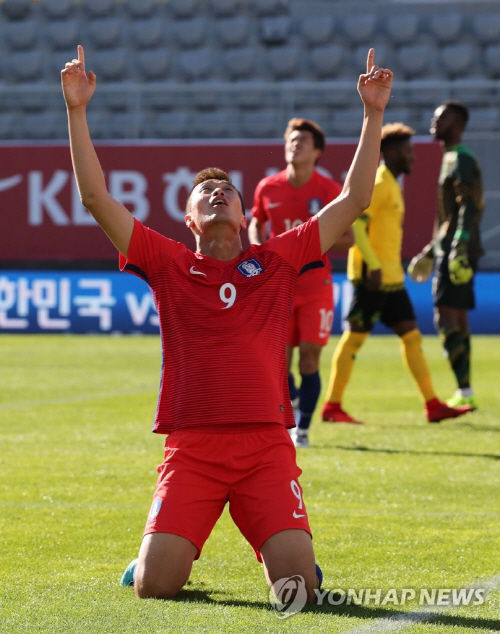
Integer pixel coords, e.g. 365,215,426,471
263,215,322,273
119,218,185,282
250,178,269,222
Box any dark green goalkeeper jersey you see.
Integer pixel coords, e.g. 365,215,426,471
435,143,484,262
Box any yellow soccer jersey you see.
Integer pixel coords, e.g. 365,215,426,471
347,164,405,288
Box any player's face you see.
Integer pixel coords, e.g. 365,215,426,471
431,105,455,142
285,130,321,167
186,180,246,234
397,138,415,175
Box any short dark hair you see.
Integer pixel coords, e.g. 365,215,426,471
284,118,326,152
441,100,469,127
186,167,245,215
380,122,415,153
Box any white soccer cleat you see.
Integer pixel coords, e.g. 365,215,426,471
290,427,309,448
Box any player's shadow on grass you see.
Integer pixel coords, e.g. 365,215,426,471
173,590,500,630
330,444,499,461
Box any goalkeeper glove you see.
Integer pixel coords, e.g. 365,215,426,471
448,244,473,285
408,252,434,282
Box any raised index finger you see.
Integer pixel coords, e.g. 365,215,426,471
77,44,85,68
366,48,374,73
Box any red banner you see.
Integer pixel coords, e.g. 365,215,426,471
0,140,442,263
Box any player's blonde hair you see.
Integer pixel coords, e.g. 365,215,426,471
381,122,415,151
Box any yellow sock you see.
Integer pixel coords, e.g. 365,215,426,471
324,331,368,404
400,329,435,402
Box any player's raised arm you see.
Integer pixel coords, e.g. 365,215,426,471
61,45,134,256
317,49,393,254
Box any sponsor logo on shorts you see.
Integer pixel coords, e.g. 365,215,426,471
237,258,264,277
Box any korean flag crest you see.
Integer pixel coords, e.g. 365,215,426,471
308,198,322,215
237,258,264,277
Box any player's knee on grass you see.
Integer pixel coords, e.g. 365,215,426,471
260,529,318,603
134,533,198,600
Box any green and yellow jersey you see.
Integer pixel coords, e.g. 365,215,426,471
435,143,484,262
347,164,405,289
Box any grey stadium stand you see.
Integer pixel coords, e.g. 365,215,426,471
215,17,251,48
307,44,345,80
80,0,116,19
267,44,301,79
342,14,377,45
135,50,171,82
300,16,335,47
384,14,420,46
173,18,207,49
207,0,242,18
128,19,165,49
4,19,38,50
472,13,500,45
45,19,80,51
166,0,200,20
87,18,123,49
40,0,73,20
1,0,32,21
428,12,463,44
123,0,159,19
221,47,258,80
259,16,291,45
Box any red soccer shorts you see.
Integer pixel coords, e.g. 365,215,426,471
287,277,334,347
143,424,311,561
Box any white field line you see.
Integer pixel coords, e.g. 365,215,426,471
344,574,500,634
0,388,154,410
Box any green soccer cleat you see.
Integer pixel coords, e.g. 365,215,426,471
120,558,138,587
446,392,478,411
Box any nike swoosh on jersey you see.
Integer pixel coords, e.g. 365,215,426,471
268,201,282,208
189,266,207,276
292,511,306,518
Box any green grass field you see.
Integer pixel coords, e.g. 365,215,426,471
0,334,498,634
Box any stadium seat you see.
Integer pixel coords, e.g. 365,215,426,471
45,20,80,51
240,109,280,138
401,79,448,108
208,0,241,17
267,45,301,79
466,107,500,132
149,111,192,138
0,114,17,139
383,108,412,127
19,112,66,140
232,82,277,109
307,44,344,79
135,49,171,81
449,77,495,106
128,19,165,49
222,47,258,79
215,17,250,48
107,112,146,139
174,18,207,49
87,18,123,49
397,43,436,78
177,48,214,81
91,49,128,82
40,0,73,20
342,14,377,44
484,45,500,78
86,109,112,139
1,0,32,20
331,108,364,136
167,0,200,19
5,20,38,50
191,109,240,138
80,0,116,18
300,16,335,47
259,17,291,45
472,14,500,44
8,51,44,82
385,14,420,45
439,44,478,79
252,0,290,17
123,0,159,19
428,13,462,44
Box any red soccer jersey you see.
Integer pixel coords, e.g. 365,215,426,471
251,169,342,295
120,216,323,433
